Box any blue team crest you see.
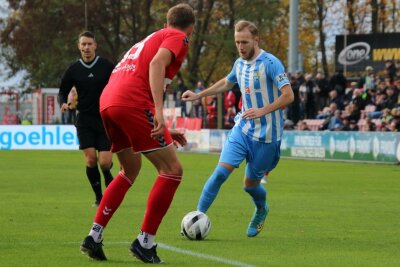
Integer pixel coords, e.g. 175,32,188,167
253,72,260,81
275,73,287,82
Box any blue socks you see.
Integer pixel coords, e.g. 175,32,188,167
244,184,267,211
197,165,231,213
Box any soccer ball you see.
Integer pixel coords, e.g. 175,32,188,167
180,211,211,240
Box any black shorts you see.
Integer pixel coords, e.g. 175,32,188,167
75,113,111,151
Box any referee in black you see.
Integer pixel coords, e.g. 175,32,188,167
59,31,115,207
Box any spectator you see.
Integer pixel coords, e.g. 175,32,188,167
21,109,33,125
352,88,366,111
343,103,360,122
364,87,377,106
2,106,18,125
359,66,375,91
174,78,188,116
343,81,357,106
283,119,295,130
329,69,347,96
301,73,317,119
287,75,301,123
315,72,330,109
173,78,187,101
329,89,344,110
204,86,218,129
342,118,351,131
191,80,204,118
381,108,393,124
364,118,376,132
349,120,359,131
382,87,397,110
385,60,397,81
296,120,310,131
316,106,332,119
223,90,236,129
328,110,343,131
377,79,388,95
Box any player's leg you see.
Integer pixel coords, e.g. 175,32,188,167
81,148,140,260
96,128,114,187
91,149,140,238
197,126,246,213
127,144,180,264
139,145,182,243
98,151,113,187
77,117,103,206
83,147,103,206
244,140,281,237
197,162,233,213
81,107,138,261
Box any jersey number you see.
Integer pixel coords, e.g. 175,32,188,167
115,33,155,69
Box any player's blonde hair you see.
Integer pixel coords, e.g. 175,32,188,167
235,20,259,37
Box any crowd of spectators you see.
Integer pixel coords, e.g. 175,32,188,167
285,60,400,132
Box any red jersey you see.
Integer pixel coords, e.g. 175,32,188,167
100,28,189,111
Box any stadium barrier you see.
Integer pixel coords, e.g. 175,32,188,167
1,125,399,163
181,130,400,164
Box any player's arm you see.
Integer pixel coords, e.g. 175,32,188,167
181,78,234,101
59,68,74,112
149,47,173,139
242,84,294,119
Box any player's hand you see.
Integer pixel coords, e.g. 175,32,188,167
181,90,199,102
151,111,166,139
242,108,265,119
61,103,69,113
170,129,187,147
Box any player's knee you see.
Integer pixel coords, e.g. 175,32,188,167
163,161,183,177
119,170,135,184
214,165,231,183
86,157,97,168
99,161,112,171
171,161,183,177
244,177,260,188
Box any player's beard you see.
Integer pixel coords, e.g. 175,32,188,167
242,46,255,60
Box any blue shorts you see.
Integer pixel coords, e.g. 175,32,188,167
219,126,281,180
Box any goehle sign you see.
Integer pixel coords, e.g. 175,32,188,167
335,33,400,72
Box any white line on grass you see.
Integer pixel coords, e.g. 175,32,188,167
1,241,257,267
157,242,257,267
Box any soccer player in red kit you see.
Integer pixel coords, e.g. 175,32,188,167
79,3,195,264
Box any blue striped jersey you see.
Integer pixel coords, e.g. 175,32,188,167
226,50,290,143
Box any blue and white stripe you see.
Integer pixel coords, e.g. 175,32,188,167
227,50,289,143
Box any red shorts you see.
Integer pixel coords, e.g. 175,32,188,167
100,106,173,153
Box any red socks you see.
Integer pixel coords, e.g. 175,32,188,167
141,174,182,235
94,171,132,227
93,172,181,236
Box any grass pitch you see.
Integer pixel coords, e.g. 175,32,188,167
0,150,399,267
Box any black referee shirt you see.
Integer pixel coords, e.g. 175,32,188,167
59,56,115,115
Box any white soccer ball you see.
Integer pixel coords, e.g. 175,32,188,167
181,211,211,240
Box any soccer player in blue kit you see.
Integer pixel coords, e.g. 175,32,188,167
182,20,294,237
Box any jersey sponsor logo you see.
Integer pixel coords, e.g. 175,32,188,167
88,73,94,78
245,86,251,94
275,73,287,82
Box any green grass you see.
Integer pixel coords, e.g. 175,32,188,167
0,150,399,267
